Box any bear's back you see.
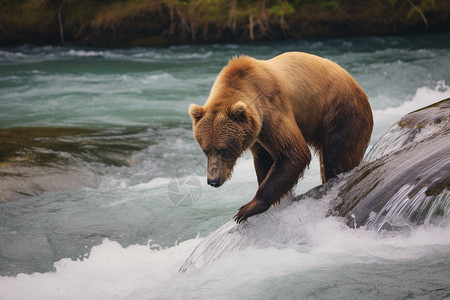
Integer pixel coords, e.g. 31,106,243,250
266,52,355,103
264,52,368,142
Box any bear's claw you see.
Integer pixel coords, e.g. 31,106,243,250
234,208,250,223
234,200,270,223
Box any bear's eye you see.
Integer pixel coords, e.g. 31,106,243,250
218,149,228,158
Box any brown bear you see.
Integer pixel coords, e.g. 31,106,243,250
189,52,373,223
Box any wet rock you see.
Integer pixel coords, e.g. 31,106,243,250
329,98,450,229
0,127,152,202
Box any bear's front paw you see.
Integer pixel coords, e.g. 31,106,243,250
234,200,270,223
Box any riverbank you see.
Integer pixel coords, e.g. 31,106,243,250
0,0,449,47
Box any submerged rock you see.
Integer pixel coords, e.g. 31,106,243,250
0,127,152,202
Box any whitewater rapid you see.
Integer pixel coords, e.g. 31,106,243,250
1,34,449,299
1,82,450,299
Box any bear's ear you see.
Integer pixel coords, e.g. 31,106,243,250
229,101,248,122
189,104,205,123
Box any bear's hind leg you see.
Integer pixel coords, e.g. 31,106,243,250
321,105,372,181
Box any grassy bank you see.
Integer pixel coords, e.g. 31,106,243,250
0,0,449,47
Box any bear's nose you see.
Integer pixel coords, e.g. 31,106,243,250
207,178,221,188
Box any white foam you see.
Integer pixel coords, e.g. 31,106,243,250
65,49,122,59
0,50,27,58
131,177,172,190
1,196,449,299
372,80,450,141
0,239,201,300
133,51,213,60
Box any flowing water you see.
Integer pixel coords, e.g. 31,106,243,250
0,34,449,299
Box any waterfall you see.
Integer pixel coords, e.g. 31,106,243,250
364,185,450,231
340,98,450,229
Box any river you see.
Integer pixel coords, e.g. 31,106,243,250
0,34,449,299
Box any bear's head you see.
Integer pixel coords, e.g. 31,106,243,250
189,101,261,188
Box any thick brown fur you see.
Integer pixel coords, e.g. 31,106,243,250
189,52,373,223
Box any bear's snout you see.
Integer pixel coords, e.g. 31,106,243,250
207,177,221,188
206,155,227,188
